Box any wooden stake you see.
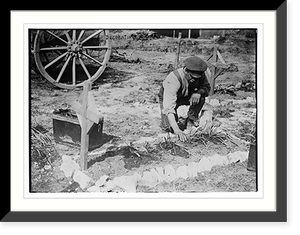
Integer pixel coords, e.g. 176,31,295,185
206,46,229,96
175,32,182,68
209,45,218,96
188,29,191,39
217,50,226,64
199,29,202,38
79,81,91,170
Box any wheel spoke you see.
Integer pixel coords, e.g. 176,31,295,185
77,30,85,41
81,52,103,66
64,31,72,42
40,46,68,51
82,45,108,50
80,30,103,44
72,56,76,85
44,51,68,69
72,30,76,41
56,55,71,82
46,30,68,44
79,57,91,79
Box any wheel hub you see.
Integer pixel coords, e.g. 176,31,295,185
68,42,82,54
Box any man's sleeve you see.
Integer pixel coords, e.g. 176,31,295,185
198,73,211,97
162,74,181,115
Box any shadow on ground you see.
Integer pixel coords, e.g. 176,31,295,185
87,145,158,170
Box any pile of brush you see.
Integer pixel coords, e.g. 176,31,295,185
157,133,190,158
188,115,238,148
31,125,57,169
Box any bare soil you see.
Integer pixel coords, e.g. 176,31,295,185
30,30,257,193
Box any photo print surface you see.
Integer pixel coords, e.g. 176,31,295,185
29,28,257,194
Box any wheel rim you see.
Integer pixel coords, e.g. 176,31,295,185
33,29,111,89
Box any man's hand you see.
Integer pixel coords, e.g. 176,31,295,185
189,93,201,105
167,113,188,142
173,128,188,142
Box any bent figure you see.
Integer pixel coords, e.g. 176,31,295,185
158,56,211,142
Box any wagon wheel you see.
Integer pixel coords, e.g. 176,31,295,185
33,29,111,89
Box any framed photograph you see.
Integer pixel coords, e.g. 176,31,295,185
5,2,286,222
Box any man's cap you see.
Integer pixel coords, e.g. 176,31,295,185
184,56,207,72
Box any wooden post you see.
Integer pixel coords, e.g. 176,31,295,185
175,32,182,69
199,29,202,38
209,45,218,96
79,81,91,170
206,45,229,96
188,29,191,39
71,80,102,170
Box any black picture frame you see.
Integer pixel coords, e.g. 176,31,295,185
4,2,287,222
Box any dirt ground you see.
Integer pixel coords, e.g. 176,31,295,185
30,30,257,193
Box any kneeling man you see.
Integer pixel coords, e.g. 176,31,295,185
158,56,211,142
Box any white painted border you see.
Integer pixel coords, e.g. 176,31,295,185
11,10,275,211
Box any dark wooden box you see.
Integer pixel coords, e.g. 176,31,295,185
52,112,104,151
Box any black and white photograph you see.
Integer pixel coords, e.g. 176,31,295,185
6,5,288,224
29,28,258,194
